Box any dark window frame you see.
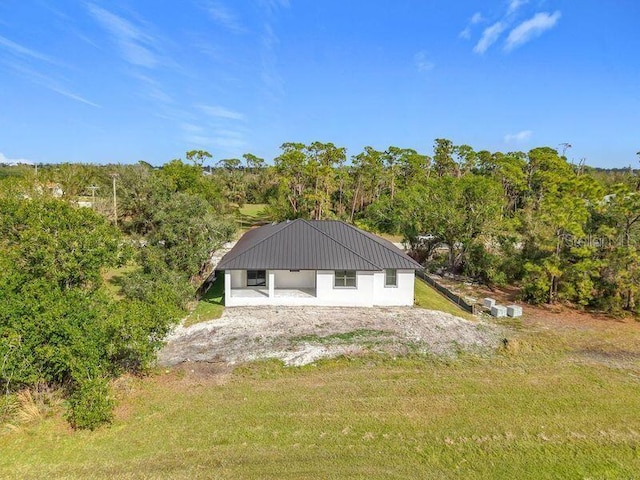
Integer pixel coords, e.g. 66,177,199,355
334,270,357,288
384,269,397,287
247,269,266,287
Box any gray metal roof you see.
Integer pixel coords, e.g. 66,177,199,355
217,219,422,271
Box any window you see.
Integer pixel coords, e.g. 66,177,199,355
334,270,356,288
385,269,397,287
247,270,266,286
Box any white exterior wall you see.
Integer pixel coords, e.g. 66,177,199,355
314,270,375,307
225,269,415,307
272,270,315,288
371,269,415,306
229,270,246,288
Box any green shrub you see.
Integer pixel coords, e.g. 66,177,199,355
120,268,194,311
65,377,114,430
521,262,551,304
463,243,507,287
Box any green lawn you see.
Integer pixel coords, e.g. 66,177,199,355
2,326,639,479
238,203,268,218
183,275,225,327
414,277,474,320
101,263,139,300
237,203,271,232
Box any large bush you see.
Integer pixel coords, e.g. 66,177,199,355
0,199,179,429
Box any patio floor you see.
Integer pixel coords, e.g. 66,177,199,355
230,288,316,298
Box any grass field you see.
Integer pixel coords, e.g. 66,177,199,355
2,320,639,478
3,302,640,479
237,203,270,232
414,278,474,320
101,263,139,300
184,276,225,327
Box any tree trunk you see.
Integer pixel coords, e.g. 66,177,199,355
350,182,361,223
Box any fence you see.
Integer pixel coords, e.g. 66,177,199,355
416,270,480,315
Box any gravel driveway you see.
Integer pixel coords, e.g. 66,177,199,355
158,307,503,367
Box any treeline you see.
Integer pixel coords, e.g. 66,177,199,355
0,156,235,428
3,141,639,317
260,140,639,315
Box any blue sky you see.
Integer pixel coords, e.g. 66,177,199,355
0,1,638,167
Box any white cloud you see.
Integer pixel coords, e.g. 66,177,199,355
507,0,529,15
0,35,57,64
471,12,484,24
47,85,101,108
0,152,33,165
3,60,101,107
505,11,562,51
181,121,247,153
199,105,246,121
130,72,173,104
504,130,533,143
259,0,290,13
414,51,434,72
181,123,204,134
203,1,245,33
473,21,506,54
260,13,286,101
87,4,159,68
459,12,484,40
214,129,244,138
184,133,246,150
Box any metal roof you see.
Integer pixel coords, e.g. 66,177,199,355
216,219,422,271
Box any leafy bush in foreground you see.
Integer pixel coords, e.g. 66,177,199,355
0,199,179,429
65,377,114,430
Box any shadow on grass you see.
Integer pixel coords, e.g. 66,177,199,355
414,279,475,320
102,264,139,300
184,275,225,327
236,204,273,230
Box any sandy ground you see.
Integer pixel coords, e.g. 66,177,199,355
158,307,503,367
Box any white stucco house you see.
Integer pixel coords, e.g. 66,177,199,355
217,219,422,307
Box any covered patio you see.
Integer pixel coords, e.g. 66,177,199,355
229,287,316,299
224,269,319,306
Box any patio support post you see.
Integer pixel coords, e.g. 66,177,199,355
224,271,231,301
268,271,275,298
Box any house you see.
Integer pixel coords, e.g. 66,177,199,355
217,219,422,307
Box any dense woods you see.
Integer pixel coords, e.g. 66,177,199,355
266,141,640,314
1,140,638,428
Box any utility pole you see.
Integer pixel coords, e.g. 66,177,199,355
109,173,119,226
87,185,99,210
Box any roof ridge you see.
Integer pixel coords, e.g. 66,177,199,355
337,221,422,268
217,219,299,266
302,219,382,270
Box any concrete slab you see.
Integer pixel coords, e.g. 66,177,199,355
491,305,507,317
483,298,496,308
507,305,522,317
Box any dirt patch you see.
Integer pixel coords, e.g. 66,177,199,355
158,307,503,367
